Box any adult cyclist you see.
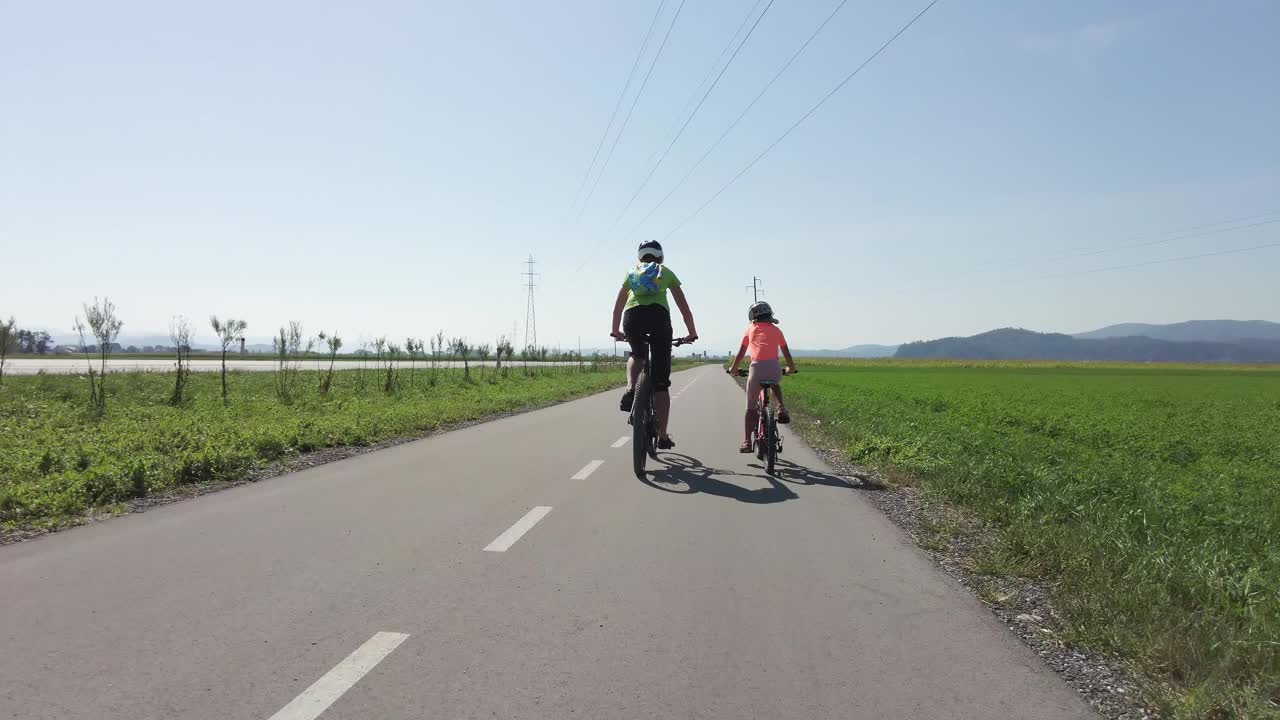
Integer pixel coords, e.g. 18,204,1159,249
610,240,698,449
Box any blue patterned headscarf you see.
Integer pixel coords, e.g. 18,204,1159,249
628,261,663,295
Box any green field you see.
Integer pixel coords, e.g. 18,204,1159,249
0,363,624,532
786,360,1280,718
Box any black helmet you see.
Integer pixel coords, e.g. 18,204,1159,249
637,240,664,262
749,301,777,323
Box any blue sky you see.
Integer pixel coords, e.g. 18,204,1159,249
3,0,1277,350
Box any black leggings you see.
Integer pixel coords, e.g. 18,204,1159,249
623,304,673,391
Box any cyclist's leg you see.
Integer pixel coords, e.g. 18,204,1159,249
744,362,762,448
751,359,783,432
773,384,790,423
620,307,648,410
648,307,675,438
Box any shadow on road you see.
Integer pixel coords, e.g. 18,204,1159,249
749,458,881,490
642,453,797,504
639,451,883,502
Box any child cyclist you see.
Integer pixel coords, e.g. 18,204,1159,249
726,301,797,453
610,240,699,449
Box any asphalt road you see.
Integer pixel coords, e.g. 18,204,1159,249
0,366,1095,719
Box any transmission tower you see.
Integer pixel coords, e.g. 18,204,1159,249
522,255,539,350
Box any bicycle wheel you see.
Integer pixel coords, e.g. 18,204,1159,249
755,403,766,461
647,412,660,459
764,406,778,475
631,371,651,476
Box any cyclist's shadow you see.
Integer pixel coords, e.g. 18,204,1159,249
644,453,797,504
748,458,883,490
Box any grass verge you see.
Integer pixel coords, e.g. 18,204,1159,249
784,360,1279,719
1,365,623,533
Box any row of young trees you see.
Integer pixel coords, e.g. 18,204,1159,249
0,300,624,410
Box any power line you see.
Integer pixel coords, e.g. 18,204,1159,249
657,0,769,147
1035,240,1280,281
662,0,943,241
575,0,689,224
566,0,668,220
626,0,851,241
972,210,1280,275
571,0,769,271
1042,217,1280,263
895,210,1280,301
605,0,776,231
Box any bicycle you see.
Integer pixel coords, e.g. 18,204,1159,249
736,367,795,475
616,336,693,477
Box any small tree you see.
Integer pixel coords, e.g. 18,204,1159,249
272,321,304,401
451,337,472,381
405,337,423,389
78,297,123,415
0,316,15,387
210,316,247,404
318,331,342,394
372,337,386,392
496,337,514,378
169,315,193,405
476,343,492,382
429,332,444,386
381,339,401,392
355,338,369,393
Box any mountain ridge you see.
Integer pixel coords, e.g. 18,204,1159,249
1073,319,1280,343
896,327,1280,363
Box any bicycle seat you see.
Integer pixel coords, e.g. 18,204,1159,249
757,380,778,387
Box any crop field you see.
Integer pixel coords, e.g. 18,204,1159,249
0,363,626,533
784,360,1280,718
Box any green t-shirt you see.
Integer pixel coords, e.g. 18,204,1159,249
623,263,681,311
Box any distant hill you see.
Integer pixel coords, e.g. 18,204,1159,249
1074,320,1280,343
794,344,898,359
895,328,1280,363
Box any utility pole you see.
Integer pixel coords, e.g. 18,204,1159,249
522,255,539,351
745,276,762,302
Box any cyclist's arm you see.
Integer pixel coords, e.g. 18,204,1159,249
781,344,798,373
728,341,748,374
611,287,629,337
670,287,697,339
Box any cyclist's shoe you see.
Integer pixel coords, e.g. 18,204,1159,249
657,435,676,450
619,389,634,412
777,408,792,424
739,440,753,453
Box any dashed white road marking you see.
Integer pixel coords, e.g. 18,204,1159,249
611,436,630,448
571,460,604,480
484,506,553,552
671,372,704,399
267,631,409,720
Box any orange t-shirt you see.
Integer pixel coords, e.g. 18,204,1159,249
742,322,787,362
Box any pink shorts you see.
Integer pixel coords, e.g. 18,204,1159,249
745,359,783,410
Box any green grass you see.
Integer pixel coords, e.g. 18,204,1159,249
0,363,624,532
786,360,1280,719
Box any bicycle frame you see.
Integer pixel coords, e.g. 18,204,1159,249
736,367,788,473
619,335,692,476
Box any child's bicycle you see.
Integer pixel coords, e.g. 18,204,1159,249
736,367,794,475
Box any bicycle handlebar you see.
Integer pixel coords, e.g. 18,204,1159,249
610,334,696,346
731,367,797,377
